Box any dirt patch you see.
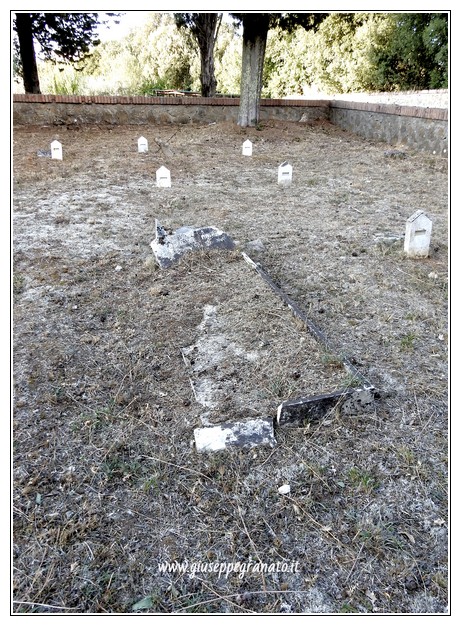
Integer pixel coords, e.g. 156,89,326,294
12,120,448,614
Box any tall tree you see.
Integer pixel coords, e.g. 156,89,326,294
231,13,328,127
14,13,41,93
174,13,222,96
13,12,119,94
235,13,270,127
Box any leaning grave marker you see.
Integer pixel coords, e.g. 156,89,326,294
278,161,292,185
404,210,433,258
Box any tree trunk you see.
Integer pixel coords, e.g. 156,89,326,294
15,13,41,94
197,13,220,97
238,14,270,127
199,39,217,97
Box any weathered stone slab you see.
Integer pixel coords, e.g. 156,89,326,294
341,387,376,415
244,239,265,255
194,417,276,452
277,386,376,427
384,149,407,159
151,220,235,268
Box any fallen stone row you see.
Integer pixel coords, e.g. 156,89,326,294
149,222,378,453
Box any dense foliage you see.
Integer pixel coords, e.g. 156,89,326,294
264,12,448,96
12,12,449,96
367,13,448,91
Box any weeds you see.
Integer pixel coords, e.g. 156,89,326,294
321,351,343,369
347,466,379,493
101,448,146,483
341,373,364,389
400,333,417,351
13,273,25,296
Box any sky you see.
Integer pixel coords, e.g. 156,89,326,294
97,11,152,42
96,10,238,42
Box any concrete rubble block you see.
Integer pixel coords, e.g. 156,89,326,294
277,386,376,427
151,220,235,268
340,386,376,416
244,239,265,255
194,417,276,452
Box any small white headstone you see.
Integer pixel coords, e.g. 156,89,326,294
138,136,148,153
242,140,252,156
278,161,292,185
156,166,171,188
51,140,62,160
404,210,432,258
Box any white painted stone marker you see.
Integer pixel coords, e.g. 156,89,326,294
156,165,171,188
242,139,253,156
278,161,292,185
404,210,432,258
138,136,148,153
51,140,63,160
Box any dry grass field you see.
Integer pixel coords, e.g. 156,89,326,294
12,117,448,614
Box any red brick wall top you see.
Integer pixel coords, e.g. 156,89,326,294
11,94,326,108
331,99,448,121
12,93,447,120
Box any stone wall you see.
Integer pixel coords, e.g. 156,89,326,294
12,95,329,126
13,94,448,156
330,100,448,156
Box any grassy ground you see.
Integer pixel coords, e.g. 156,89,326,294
12,119,448,614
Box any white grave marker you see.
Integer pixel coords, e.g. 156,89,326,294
278,161,292,185
138,136,148,153
51,140,62,160
156,165,171,188
404,210,432,258
242,140,252,156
